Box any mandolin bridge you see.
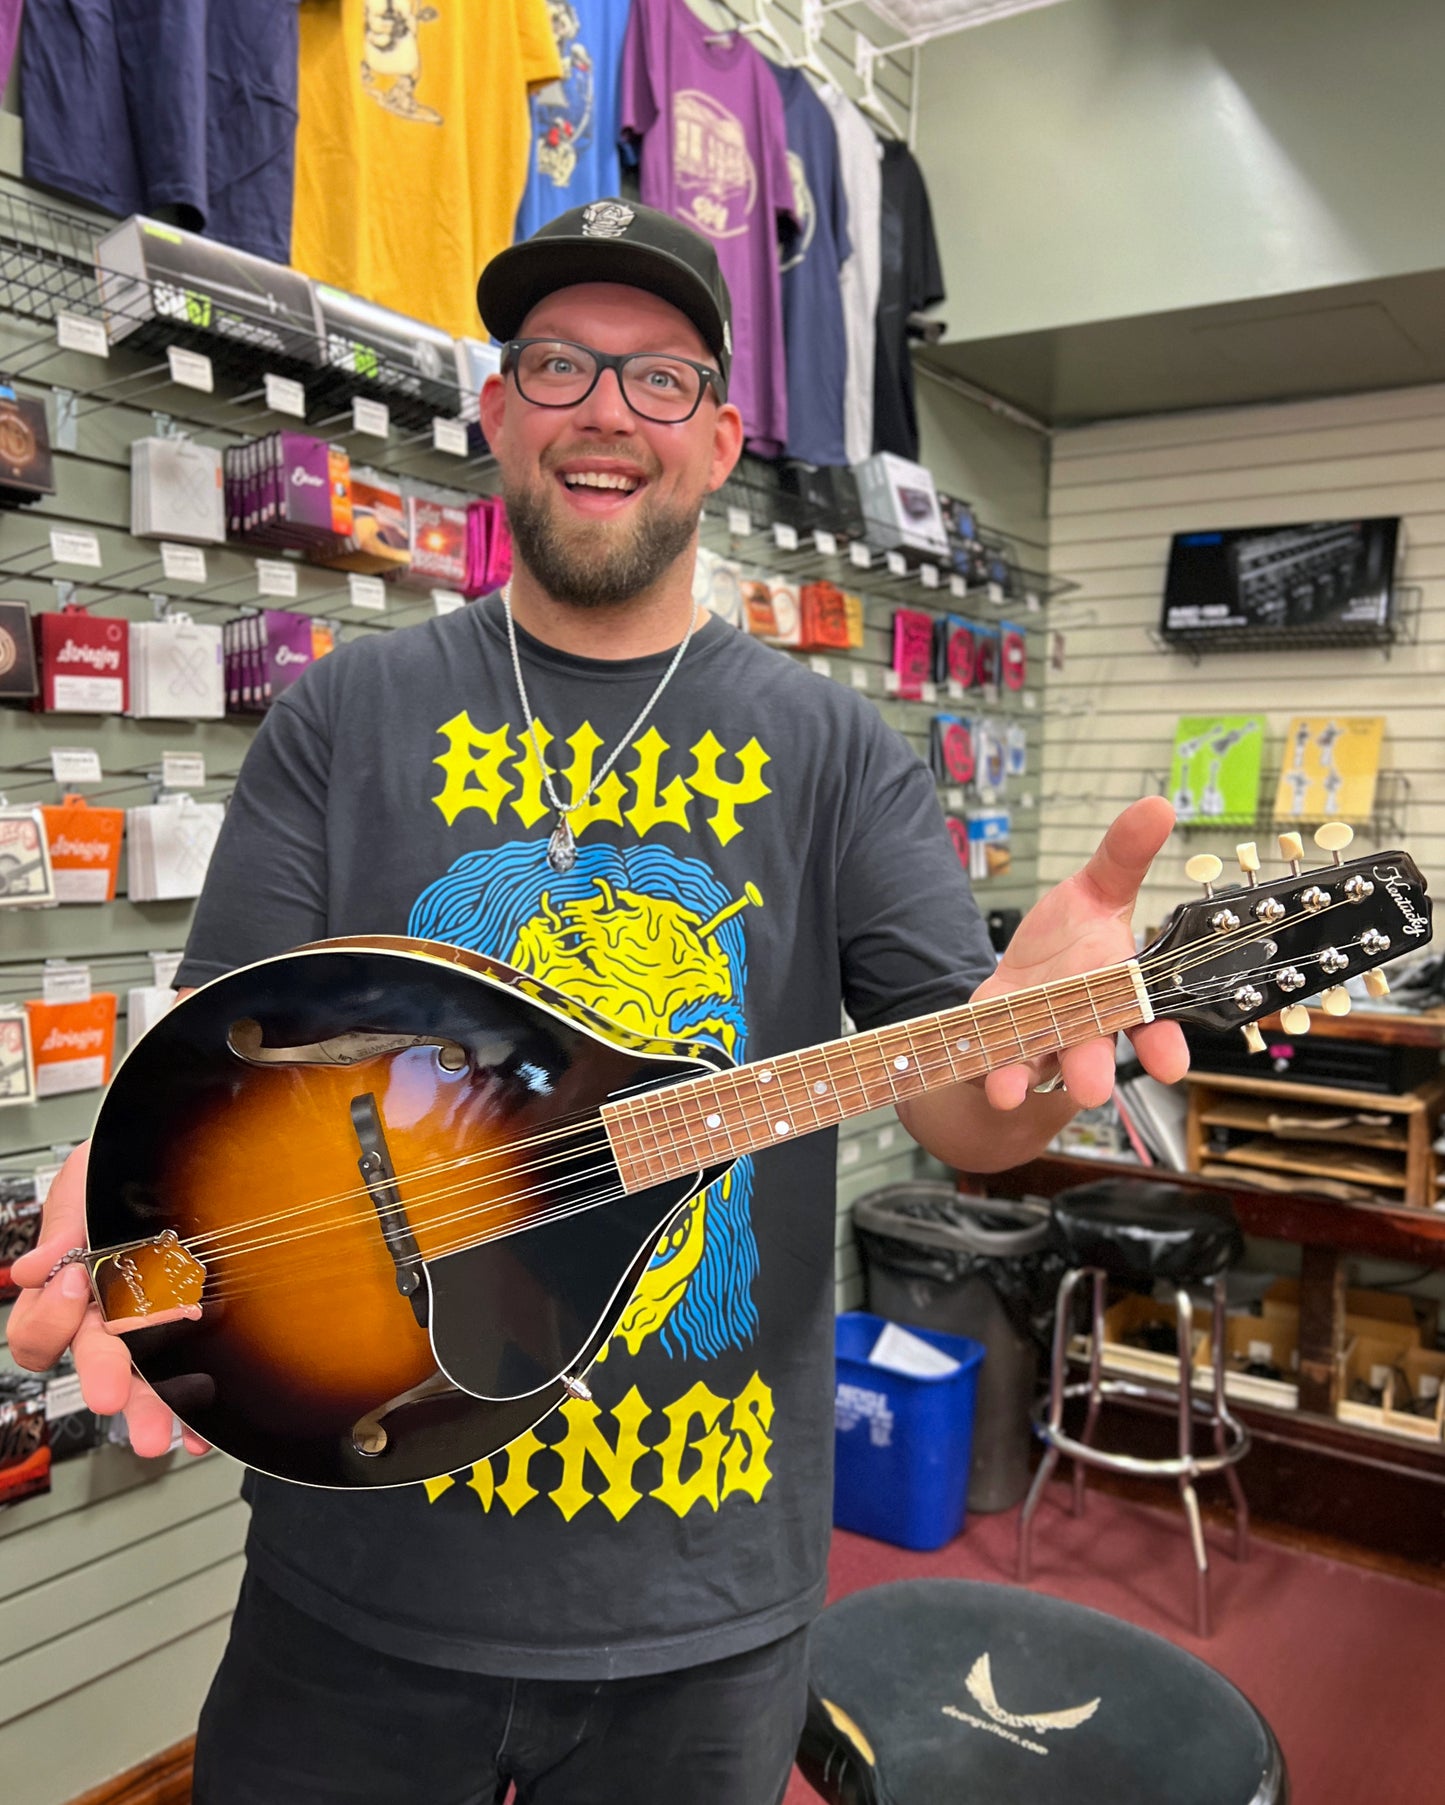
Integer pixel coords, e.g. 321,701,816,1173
89,1230,206,1324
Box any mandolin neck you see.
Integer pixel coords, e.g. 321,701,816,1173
602,959,1153,1192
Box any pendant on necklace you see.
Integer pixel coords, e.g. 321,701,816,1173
547,812,578,874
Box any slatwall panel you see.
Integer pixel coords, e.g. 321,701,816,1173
1041,383,1445,932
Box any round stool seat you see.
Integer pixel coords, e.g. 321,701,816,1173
800,1580,1285,1805
1052,1180,1243,1285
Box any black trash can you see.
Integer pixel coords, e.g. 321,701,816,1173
853,1182,1059,1513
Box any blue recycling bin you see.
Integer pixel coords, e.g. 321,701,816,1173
833,1310,986,1551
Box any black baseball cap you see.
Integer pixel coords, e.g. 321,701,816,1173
477,200,733,385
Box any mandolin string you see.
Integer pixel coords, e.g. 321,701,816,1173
176,889,1375,1269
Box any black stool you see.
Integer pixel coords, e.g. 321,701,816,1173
1018,1181,1250,1637
797,1580,1288,1804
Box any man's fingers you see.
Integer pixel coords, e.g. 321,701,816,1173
1129,1019,1191,1086
1058,1038,1117,1110
126,1385,181,1458
181,1428,212,1457
5,1268,93,1372
982,1064,1034,1112
1079,796,1176,915
72,1308,139,1415
8,1230,84,1290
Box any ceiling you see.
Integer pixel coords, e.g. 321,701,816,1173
919,267,1445,428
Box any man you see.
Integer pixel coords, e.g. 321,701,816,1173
8,202,1186,1804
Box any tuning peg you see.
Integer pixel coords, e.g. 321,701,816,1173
1314,821,1354,867
1364,970,1391,999
1279,1003,1312,1034
1242,1022,1266,1054
1277,831,1304,876
1235,841,1260,887
1185,853,1223,897
1319,986,1352,1016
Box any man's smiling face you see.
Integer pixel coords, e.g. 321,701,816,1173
478,282,743,609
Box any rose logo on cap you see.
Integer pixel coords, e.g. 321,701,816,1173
581,202,635,238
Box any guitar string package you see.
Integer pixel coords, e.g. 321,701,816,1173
38,796,124,902
129,617,226,719
126,799,225,901
316,472,410,575
0,1012,37,1111
402,497,469,590
0,384,57,509
0,1380,49,1507
24,992,119,1096
130,436,226,543
0,807,56,907
934,614,976,690
691,545,745,629
223,609,334,713
892,609,934,700
0,599,38,698
35,610,130,714
225,432,352,554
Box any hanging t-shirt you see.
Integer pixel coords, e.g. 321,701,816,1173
771,65,850,470
174,594,993,1681
620,0,795,457
516,0,631,240
821,87,882,468
293,0,561,338
872,139,944,461
20,0,301,264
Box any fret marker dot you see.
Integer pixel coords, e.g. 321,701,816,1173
759,1070,774,1083
956,1039,971,1052
774,1120,791,1135
705,1113,721,1129
894,1055,910,1070
814,1081,828,1095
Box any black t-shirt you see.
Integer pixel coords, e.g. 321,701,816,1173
176,594,994,1679
872,141,945,461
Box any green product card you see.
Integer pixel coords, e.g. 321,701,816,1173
1166,715,1266,824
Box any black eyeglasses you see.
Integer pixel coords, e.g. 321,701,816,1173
501,338,726,423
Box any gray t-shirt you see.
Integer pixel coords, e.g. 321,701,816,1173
177,593,994,1679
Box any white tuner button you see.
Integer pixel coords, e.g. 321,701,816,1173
1242,1023,1266,1054
1320,986,1352,1016
1314,821,1354,865
1364,970,1391,999
1185,853,1223,896
1279,1004,1312,1034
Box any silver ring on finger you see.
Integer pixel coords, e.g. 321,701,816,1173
45,1246,89,1284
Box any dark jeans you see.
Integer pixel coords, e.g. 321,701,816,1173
193,1574,811,1805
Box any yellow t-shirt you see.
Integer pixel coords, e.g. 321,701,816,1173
293,0,562,338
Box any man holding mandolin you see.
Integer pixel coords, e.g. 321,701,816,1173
9,204,1190,1804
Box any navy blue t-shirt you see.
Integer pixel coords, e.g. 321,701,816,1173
516,0,630,240
21,0,299,264
771,65,852,469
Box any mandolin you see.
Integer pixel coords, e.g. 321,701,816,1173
82,824,1430,1488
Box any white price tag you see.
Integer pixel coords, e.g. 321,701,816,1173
150,949,184,988
773,521,799,552
265,373,307,418
256,558,297,598
877,1126,896,1151
946,679,964,701
43,961,92,1004
883,669,900,696
161,751,205,791
813,529,837,557
432,589,466,615
167,346,214,392
840,1141,861,1168
921,681,937,703
50,746,102,785
808,655,832,678
949,573,966,599
33,1163,63,1205
726,506,751,538
849,541,872,570
432,417,468,456
348,573,387,612
849,665,869,692
987,580,1004,604
946,788,965,810
161,542,207,583
886,550,907,577
1023,691,1038,711
920,563,940,590
352,397,390,438
1025,590,1042,614
57,313,110,358
1020,792,1035,810
45,1371,86,1421
50,529,102,568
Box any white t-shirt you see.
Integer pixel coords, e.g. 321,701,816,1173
821,86,883,465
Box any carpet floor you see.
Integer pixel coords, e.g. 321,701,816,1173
784,1480,1445,1804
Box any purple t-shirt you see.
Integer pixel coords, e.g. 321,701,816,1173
620,0,794,457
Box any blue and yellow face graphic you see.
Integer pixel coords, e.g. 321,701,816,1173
409,841,763,1361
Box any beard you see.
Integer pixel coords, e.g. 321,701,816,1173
502,465,701,609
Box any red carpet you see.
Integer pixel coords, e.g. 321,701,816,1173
784,1480,1445,1804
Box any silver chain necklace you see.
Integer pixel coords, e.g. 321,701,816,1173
502,581,701,873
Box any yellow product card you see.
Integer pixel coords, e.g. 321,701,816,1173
1272,716,1384,822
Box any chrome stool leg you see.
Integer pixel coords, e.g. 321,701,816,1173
1072,1271,1108,1517
1175,1285,1211,1638
1018,1267,1085,1582
1211,1275,1251,1563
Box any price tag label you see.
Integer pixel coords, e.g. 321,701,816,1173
150,949,184,988
348,573,387,612
50,529,101,568
772,521,799,552
850,665,869,692
849,541,872,570
256,558,298,598
886,550,907,577
265,373,307,418
432,589,465,615
840,1141,861,1168
920,680,937,703
1025,589,1042,613
726,506,751,538
808,655,832,678
987,580,1005,604
920,563,940,589
161,542,207,583
162,751,205,791
1020,791,1035,810
33,1163,63,1205
50,746,102,785
949,573,966,599
45,1371,86,1421
946,678,964,701
877,1126,896,1152
946,788,965,811
167,346,214,392
883,669,900,696
1023,691,1038,711
352,397,390,438
57,313,109,358
432,417,468,456
43,961,92,1004
813,529,837,557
